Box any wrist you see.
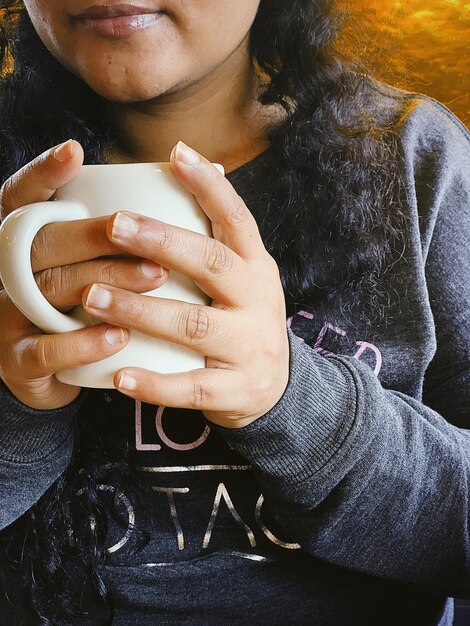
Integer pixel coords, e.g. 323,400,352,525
1,376,81,411
0,377,87,463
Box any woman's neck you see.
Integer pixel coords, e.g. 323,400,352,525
105,37,282,172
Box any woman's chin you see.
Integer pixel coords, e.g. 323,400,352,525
81,76,173,104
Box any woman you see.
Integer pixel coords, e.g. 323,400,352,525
0,1,469,624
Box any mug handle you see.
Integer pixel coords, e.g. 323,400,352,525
0,200,89,333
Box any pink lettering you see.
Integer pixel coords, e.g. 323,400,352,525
156,405,210,451
314,323,347,356
135,400,161,452
286,310,314,341
353,341,383,376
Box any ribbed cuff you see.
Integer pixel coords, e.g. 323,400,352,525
0,379,88,463
211,327,359,486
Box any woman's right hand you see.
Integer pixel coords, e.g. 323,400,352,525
0,140,168,410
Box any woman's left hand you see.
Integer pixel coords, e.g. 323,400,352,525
82,142,290,429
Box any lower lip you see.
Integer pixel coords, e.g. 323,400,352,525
75,12,164,38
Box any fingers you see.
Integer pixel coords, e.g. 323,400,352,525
114,366,246,418
31,216,122,273
82,283,234,361
34,257,168,309
107,211,251,307
0,140,124,273
15,323,130,379
0,140,84,218
169,141,266,261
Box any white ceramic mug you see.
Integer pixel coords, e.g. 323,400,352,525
0,162,223,388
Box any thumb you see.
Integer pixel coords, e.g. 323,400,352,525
0,139,84,218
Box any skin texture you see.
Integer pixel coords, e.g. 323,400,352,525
0,2,290,426
88,142,290,429
0,141,168,410
23,0,275,169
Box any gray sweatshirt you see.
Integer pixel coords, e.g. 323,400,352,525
0,81,469,625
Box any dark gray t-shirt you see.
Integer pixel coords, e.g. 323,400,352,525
1,81,469,625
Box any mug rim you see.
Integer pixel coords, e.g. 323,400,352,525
80,161,223,167
81,162,172,168
79,162,224,173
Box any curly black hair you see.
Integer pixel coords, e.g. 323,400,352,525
0,1,407,623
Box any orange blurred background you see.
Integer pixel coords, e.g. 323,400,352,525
347,0,469,126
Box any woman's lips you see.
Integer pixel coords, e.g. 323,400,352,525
71,5,164,38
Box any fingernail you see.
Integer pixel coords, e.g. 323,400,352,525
86,284,112,309
54,139,75,162
140,260,164,279
105,327,127,345
174,141,200,166
112,212,139,240
118,373,137,390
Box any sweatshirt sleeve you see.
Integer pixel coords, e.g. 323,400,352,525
0,378,87,529
212,97,470,598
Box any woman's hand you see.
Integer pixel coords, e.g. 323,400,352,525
0,140,168,410
83,141,290,429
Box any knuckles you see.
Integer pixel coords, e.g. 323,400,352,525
99,259,120,286
203,239,233,276
227,194,249,226
35,266,63,303
180,304,211,343
30,226,49,271
191,375,213,410
152,222,178,253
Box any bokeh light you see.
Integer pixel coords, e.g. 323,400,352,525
347,0,469,125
